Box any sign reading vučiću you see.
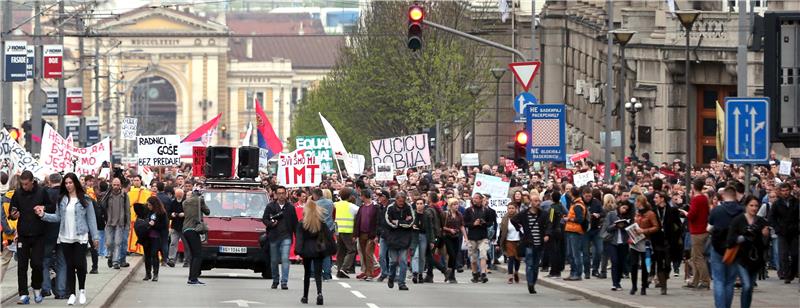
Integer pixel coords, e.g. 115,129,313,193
137,135,181,166
369,134,430,170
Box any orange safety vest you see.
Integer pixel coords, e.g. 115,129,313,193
2,190,16,243
564,200,586,234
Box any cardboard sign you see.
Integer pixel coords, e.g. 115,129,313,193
66,88,83,116
396,174,408,185
573,171,595,187
488,198,511,226
278,149,322,188
472,173,510,199
137,135,181,166
369,133,431,169
3,41,27,82
295,136,335,174
779,160,792,176
374,163,395,181
192,146,206,177
0,129,51,180
461,153,479,166
42,45,63,79
344,153,366,176
121,118,138,140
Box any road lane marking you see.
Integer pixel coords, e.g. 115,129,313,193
351,290,366,299
366,303,380,308
338,282,351,289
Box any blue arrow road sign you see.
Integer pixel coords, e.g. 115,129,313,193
725,97,769,164
513,92,537,114
525,104,566,162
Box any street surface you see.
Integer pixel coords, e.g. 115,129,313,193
113,265,597,307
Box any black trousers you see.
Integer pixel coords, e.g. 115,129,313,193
443,236,461,269
547,232,565,276
17,236,45,295
143,237,162,276
629,249,649,289
89,234,98,270
183,230,203,281
302,257,324,298
779,235,799,280
61,242,88,295
425,241,446,276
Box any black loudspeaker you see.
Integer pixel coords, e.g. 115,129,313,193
238,146,260,178
205,146,235,178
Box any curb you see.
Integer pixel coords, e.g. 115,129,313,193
1,265,19,303
89,256,144,308
496,264,651,308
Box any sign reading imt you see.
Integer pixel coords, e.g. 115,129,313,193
278,149,322,188
369,134,431,169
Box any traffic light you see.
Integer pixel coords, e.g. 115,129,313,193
513,130,528,169
407,4,424,51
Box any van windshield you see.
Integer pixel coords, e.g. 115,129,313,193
203,191,268,218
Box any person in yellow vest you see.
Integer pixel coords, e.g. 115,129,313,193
127,175,149,256
333,188,359,279
564,187,588,281
1,172,17,281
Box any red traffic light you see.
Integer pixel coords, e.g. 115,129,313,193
408,5,424,22
515,130,528,145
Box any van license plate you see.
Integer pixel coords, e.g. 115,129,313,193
219,246,247,254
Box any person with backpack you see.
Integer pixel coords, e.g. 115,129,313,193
709,186,744,308
422,194,446,282
544,190,567,278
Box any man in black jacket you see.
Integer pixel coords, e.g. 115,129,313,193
167,188,187,268
652,191,682,295
511,193,551,294
41,173,66,299
262,186,297,290
770,182,798,283
384,192,414,291
9,171,54,304
581,187,605,279
545,190,567,278
464,193,493,283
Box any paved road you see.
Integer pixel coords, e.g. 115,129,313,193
113,265,600,307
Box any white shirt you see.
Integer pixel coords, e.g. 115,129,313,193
58,197,89,244
506,221,521,241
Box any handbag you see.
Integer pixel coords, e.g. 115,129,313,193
317,226,337,256
722,244,739,265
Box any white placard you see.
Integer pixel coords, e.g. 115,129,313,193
472,173,510,199
278,149,323,188
573,171,595,187
461,153,479,166
779,160,792,176
121,118,138,140
488,198,511,226
396,174,408,185
259,148,270,173
344,153,366,176
369,133,431,169
374,163,394,181
0,129,52,180
137,135,181,166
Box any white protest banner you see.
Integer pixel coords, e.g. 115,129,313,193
137,135,181,166
488,198,511,227
121,118,138,140
779,160,792,176
472,173,510,199
461,153,479,166
369,133,430,169
295,136,335,174
374,163,394,181
0,129,51,180
343,153,366,176
39,124,75,172
72,138,111,176
278,149,322,188
573,171,595,187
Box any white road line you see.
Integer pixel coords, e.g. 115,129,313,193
351,290,366,299
366,303,380,308
338,282,351,289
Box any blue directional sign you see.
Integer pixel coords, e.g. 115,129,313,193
725,97,769,164
525,104,566,162
513,92,537,114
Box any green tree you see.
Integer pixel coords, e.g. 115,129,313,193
291,1,492,157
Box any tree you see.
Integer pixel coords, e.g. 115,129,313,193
291,1,492,157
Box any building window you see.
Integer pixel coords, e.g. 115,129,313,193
246,91,254,110
301,87,308,102
291,87,299,104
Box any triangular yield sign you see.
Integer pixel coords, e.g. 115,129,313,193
508,61,541,92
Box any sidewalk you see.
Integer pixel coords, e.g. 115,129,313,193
503,262,798,308
1,255,142,307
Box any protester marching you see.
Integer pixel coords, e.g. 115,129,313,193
0,112,797,308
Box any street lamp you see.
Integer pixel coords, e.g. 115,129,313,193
491,67,506,164
675,10,700,187
611,29,636,185
625,97,643,160
467,84,481,153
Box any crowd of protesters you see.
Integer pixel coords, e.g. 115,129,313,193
1,152,798,308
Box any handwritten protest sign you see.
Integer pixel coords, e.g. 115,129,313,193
278,149,322,188
461,153,479,166
137,135,181,166
779,161,792,176
71,138,111,176
296,136,335,174
369,134,430,169
488,198,511,227
192,146,206,177
0,129,51,180
344,153,365,176
374,163,394,181
472,173,510,199
573,171,595,187
39,124,75,172
121,118,138,140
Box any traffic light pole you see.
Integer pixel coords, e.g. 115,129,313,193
421,20,529,61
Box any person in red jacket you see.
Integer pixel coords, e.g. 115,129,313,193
679,179,710,289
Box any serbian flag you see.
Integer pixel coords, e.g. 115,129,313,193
255,99,283,158
179,113,222,158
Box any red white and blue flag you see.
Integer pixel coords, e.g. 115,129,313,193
179,113,222,158
255,99,283,158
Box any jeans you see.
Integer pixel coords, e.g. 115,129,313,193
97,231,107,257
411,233,427,273
105,226,128,266
606,242,628,288
121,227,129,264
169,229,191,263
734,264,755,308
41,239,66,297
565,232,584,278
387,248,408,285
523,246,543,285
183,230,203,282
770,237,780,270
583,229,603,274
269,238,292,285
378,237,389,278
61,243,88,295
710,249,738,308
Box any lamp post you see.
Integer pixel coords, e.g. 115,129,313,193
675,10,700,187
491,68,506,164
611,29,636,185
467,84,482,153
625,97,643,160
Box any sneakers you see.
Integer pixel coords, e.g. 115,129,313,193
563,276,582,281
528,284,537,294
188,280,206,285
281,284,288,290
17,295,30,305
120,262,130,268
33,290,43,304
356,272,367,280
167,260,176,268
388,277,395,289
336,271,350,279
113,263,120,270
107,258,113,268
411,273,419,284
79,290,86,305
67,294,76,306
398,283,409,291
89,268,99,274
271,282,279,289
